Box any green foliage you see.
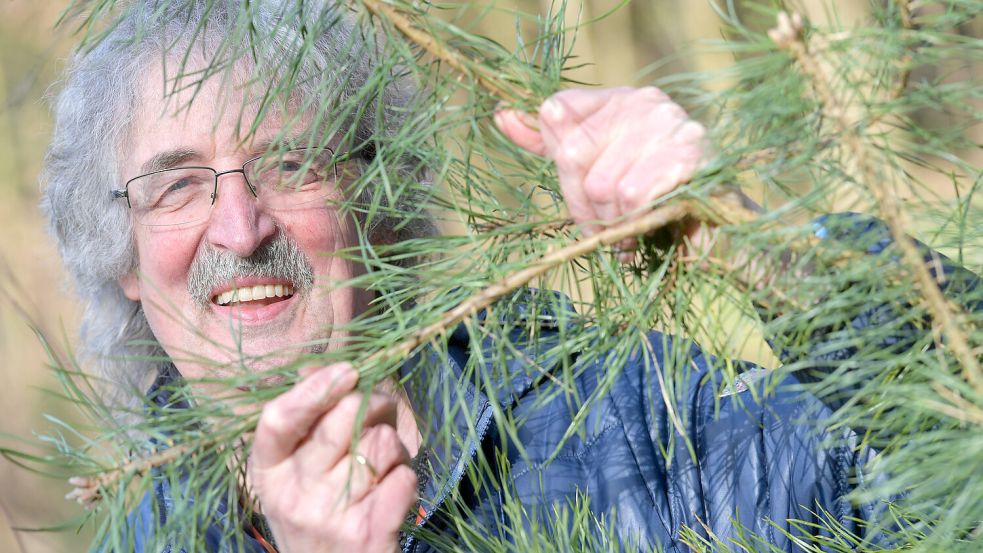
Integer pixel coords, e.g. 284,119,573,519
7,0,983,551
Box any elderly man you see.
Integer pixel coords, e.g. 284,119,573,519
40,1,978,552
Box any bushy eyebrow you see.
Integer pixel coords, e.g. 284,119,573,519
136,134,315,176
249,134,313,155
139,148,201,175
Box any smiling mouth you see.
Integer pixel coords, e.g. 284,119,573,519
213,284,295,307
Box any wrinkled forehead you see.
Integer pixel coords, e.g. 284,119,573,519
130,53,288,150
119,54,330,185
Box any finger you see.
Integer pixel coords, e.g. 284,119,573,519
539,89,652,231
604,109,704,217
619,156,697,221
539,87,640,130
297,364,321,378
615,237,639,264
617,139,704,215
539,109,605,232
357,464,419,540
252,363,358,468
580,137,640,225
328,424,411,503
494,109,546,156
295,391,399,473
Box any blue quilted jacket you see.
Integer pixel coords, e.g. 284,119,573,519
120,215,980,552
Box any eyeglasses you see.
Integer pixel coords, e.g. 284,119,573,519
112,148,348,227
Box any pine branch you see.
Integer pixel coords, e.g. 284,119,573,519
360,0,526,105
66,442,196,507
361,202,693,364
357,0,763,228
769,9,983,394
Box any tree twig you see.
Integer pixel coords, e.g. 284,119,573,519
360,0,526,105
770,10,982,393
65,441,202,508
361,202,695,366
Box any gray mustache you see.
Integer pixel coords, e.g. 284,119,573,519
187,234,315,307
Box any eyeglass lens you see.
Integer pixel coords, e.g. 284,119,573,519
125,148,341,226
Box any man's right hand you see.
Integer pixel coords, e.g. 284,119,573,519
249,363,418,553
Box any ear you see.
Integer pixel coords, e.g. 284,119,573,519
118,272,141,301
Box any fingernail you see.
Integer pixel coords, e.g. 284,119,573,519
542,98,564,123
518,111,540,131
310,363,358,389
330,362,357,380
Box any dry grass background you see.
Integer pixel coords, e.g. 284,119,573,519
0,1,975,551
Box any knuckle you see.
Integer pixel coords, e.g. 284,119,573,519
679,145,705,165
664,164,686,185
678,120,706,142
637,86,668,102
617,180,643,205
334,393,363,421
312,419,342,449
559,139,587,164
393,464,418,490
294,378,326,407
582,175,615,204
258,402,289,436
368,423,399,449
659,102,686,120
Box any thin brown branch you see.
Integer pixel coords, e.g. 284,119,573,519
359,0,526,105
66,442,198,507
891,0,915,101
360,201,695,366
771,11,983,393
869,0,916,127
927,382,983,426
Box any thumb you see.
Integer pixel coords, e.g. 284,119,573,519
494,108,546,156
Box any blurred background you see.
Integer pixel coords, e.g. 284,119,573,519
0,1,976,551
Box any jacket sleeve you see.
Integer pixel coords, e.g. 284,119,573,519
652,336,887,552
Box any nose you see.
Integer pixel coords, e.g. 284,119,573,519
204,170,276,257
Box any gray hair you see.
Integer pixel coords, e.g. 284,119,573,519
41,0,435,416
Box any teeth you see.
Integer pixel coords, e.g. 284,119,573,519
214,284,295,305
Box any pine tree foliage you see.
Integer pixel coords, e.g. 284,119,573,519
3,0,982,551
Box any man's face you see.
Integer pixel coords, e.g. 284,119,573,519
118,67,370,391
